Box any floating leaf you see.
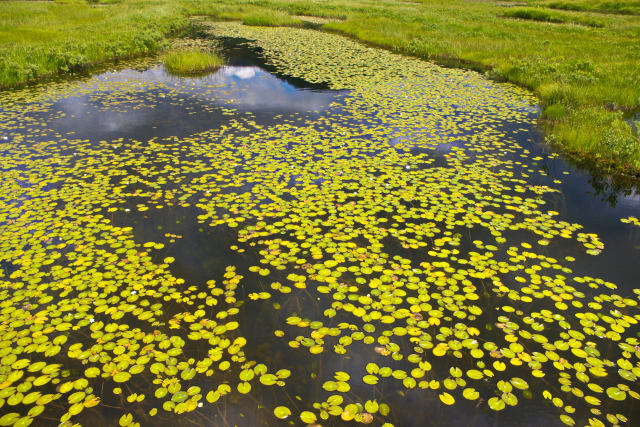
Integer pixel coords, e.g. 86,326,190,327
365,400,379,414
488,397,505,411
606,387,626,401
85,367,101,378
300,411,317,423
510,378,529,390
439,392,455,405
113,372,131,383
363,375,379,385
260,374,278,386
274,406,291,419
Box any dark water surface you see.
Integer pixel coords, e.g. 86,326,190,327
1,38,640,427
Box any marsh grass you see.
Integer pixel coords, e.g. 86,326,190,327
548,107,640,171
241,9,305,27
503,7,604,26
178,3,305,27
544,0,640,15
163,49,224,75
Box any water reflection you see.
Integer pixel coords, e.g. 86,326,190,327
207,65,340,112
48,63,343,141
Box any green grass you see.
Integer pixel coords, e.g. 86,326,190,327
0,0,639,176
503,7,604,27
163,49,224,74
176,3,305,26
544,0,640,15
241,9,305,27
0,0,184,88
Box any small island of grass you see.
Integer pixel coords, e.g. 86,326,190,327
163,49,224,75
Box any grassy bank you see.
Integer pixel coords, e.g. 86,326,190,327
1,0,639,176
0,0,185,87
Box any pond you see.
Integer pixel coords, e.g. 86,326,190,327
0,22,639,427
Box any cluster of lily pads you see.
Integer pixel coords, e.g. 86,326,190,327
620,217,640,227
0,21,638,427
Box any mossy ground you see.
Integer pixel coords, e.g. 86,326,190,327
1,0,639,174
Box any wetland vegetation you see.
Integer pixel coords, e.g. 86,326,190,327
1,1,640,427
162,49,224,75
